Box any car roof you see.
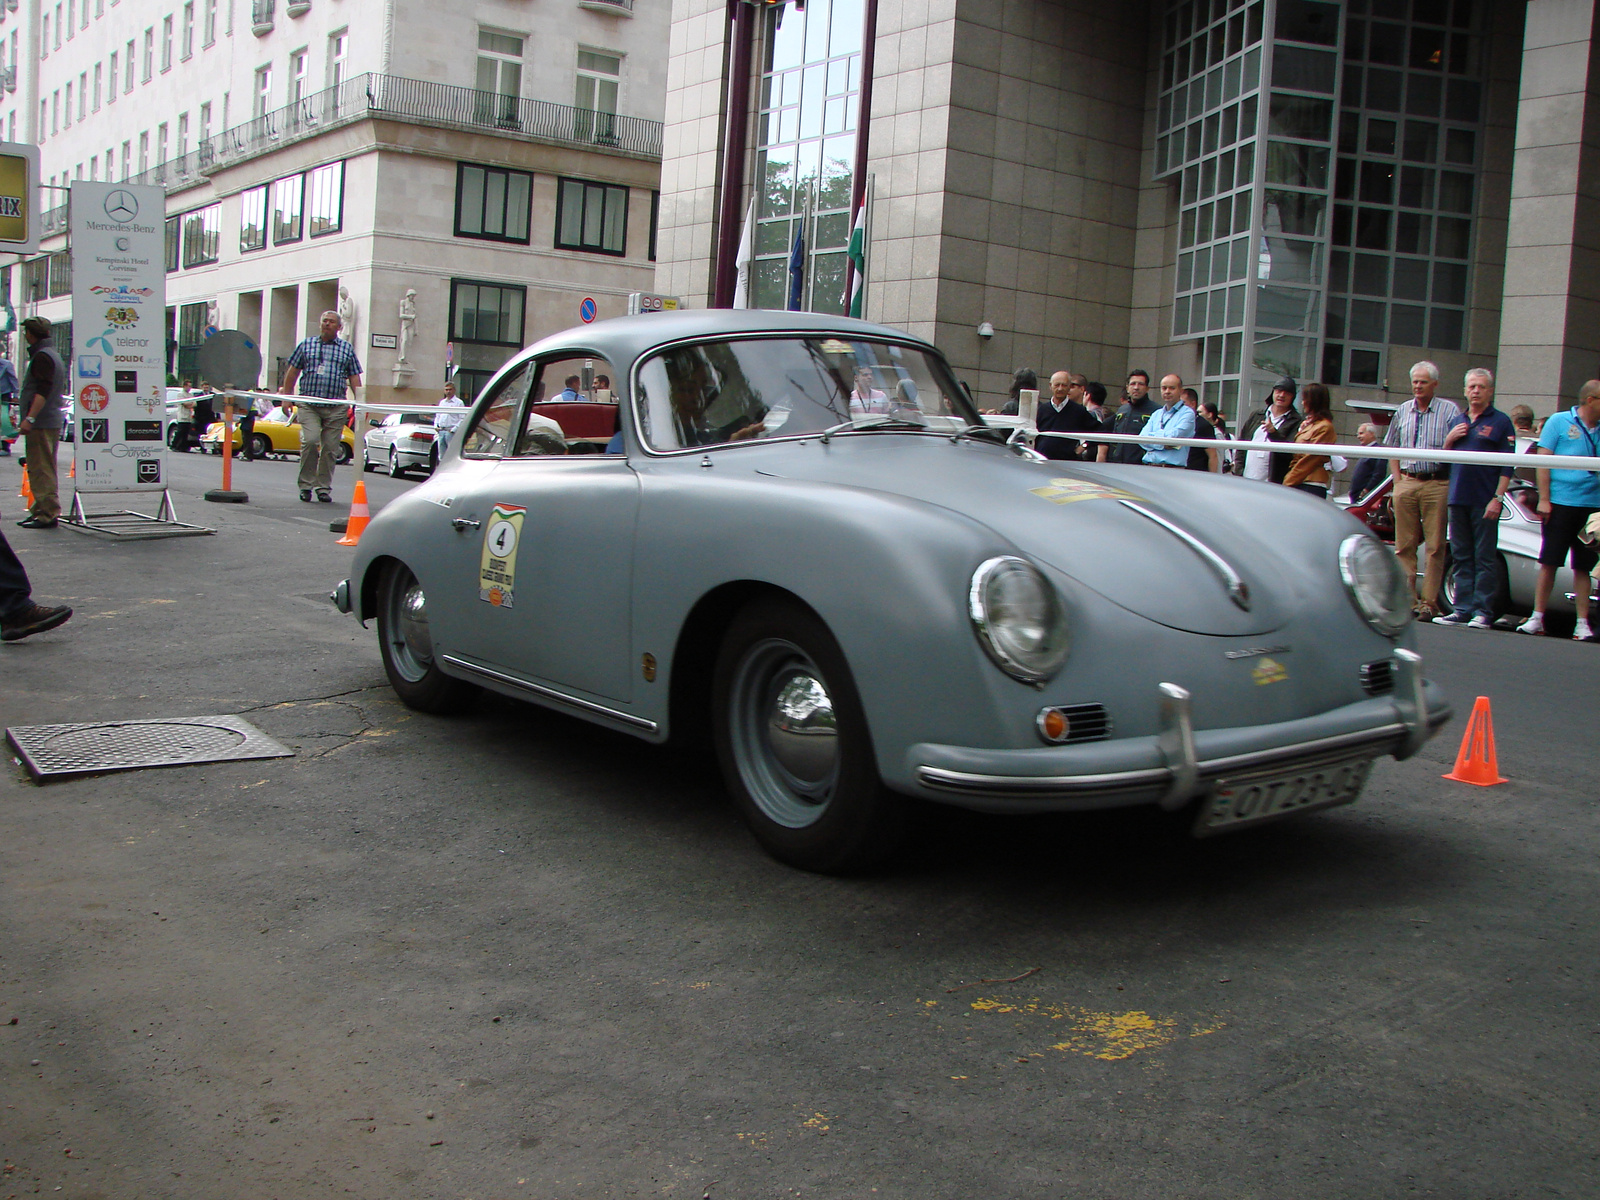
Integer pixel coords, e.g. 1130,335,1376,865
521,310,938,368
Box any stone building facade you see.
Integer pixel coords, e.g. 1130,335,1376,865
656,0,1599,420
9,0,669,407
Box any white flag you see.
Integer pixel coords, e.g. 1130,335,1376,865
731,196,757,309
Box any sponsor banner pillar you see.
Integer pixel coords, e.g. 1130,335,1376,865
70,182,168,492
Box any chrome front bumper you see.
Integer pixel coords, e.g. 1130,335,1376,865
907,650,1450,814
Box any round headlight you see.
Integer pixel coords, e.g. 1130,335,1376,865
969,556,1069,684
1339,534,1411,637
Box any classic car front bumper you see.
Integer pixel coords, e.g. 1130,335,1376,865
906,649,1450,814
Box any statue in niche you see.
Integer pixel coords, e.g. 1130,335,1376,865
337,285,358,347
397,289,417,364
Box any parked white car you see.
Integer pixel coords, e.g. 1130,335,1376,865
362,412,438,477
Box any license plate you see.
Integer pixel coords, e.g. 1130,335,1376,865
1196,756,1375,835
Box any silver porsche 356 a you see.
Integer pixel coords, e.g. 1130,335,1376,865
334,310,1450,873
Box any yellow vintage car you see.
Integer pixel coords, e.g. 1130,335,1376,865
200,410,355,464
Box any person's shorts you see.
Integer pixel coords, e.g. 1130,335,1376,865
1537,503,1599,573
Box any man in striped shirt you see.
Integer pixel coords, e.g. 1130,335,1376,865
1385,360,1463,620
282,311,364,502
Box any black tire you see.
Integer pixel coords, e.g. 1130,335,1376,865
376,561,480,714
387,448,405,478
249,433,272,460
361,448,374,473
336,441,354,465
711,596,907,874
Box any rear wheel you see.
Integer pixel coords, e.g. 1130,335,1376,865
712,597,906,874
249,433,272,460
376,561,480,713
335,441,354,465
388,448,406,478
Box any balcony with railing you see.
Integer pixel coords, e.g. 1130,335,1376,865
251,0,274,36
199,72,663,170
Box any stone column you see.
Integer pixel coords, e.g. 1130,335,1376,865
1497,1,1600,415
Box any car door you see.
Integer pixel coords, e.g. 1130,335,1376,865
433,353,639,704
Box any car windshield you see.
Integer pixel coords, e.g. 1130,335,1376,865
634,336,980,453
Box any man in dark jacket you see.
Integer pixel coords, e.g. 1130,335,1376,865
1097,370,1159,465
1232,377,1303,484
1034,371,1098,460
16,317,65,528
1348,423,1385,501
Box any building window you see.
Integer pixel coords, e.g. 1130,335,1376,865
90,154,97,180
328,29,347,89
142,27,153,81
48,250,71,297
254,65,271,117
203,0,216,46
198,101,211,144
65,1,73,39
475,29,523,125
574,49,620,142
307,160,343,236
161,14,172,71
62,82,71,127
164,215,179,272
120,140,130,179
239,184,267,251
181,1,193,59
77,71,86,120
51,90,59,135
649,189,659,262
39,13,47,57
751,0,864,312
450,279,526,346
124,39,134,92
156,121,167,167
176,112,188,164
289,49,307,104
138,131,148,173
181,203,220,266
271,172,303,243
92,62,101,111
555,178,628,255
53,4,61,49
454,163,532,243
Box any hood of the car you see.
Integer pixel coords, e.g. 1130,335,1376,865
733,436,1337,636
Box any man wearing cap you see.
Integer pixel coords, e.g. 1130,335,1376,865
1386,361,1463,620
1232,377,1303,484
16,317,65,529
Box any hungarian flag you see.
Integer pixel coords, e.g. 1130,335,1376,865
786,223,806,312
847,203,867,318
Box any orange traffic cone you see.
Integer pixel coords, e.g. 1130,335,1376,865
68,459,75,479
336,480,371,546
19,462,32,505
1442,696,1507,786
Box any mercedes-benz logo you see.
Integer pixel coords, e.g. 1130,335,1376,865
103,190,139,222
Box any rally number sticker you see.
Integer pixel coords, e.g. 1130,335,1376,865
478,503,526,608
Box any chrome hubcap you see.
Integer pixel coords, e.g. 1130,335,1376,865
398,583,433,665
730,638,840,829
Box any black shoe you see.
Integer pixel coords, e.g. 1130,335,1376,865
16,515,58,529
299,489,312,502
2,603,72,642
316,491,333,503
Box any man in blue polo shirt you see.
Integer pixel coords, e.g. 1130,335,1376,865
1434,368,1515,629
1517,379,1600,640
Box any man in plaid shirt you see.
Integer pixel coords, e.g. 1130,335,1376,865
282,310,364,502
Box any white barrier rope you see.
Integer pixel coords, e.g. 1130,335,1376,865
1032,428,1600,472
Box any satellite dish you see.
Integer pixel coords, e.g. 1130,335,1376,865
194,329,263,391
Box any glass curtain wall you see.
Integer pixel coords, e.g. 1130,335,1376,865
752,0,863,313
1160,0,1484,418
1324,0,1485,387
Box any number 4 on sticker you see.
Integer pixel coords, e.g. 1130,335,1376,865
478,503,527,608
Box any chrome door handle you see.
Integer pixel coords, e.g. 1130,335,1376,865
451,517,481,531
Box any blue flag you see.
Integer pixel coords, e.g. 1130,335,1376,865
787,224,806,311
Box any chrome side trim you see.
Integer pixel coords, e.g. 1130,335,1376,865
1119,499,1251,610
1157,683,1198,810
1391,647,1427,760
440,654,658,732
915,723,1411,799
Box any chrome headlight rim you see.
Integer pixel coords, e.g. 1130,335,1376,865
968,555,1070,684
1339,533,1411,638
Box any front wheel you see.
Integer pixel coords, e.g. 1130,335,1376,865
712,597,907,874
249,433,272,460
376,561,480,714
336,441,354,465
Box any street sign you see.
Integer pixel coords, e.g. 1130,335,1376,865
579,297,598,323
627,292,681,315
71,181,167,494
0,142,40,254
195,329,263,390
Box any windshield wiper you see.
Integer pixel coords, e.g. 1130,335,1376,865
819,416,930,442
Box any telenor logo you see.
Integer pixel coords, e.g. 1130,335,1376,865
103,190,139,223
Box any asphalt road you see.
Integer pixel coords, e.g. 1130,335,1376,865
2,450,1597,1199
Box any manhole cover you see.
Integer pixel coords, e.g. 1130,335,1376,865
6,715,293,781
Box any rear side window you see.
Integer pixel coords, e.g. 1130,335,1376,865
458,354,619,458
